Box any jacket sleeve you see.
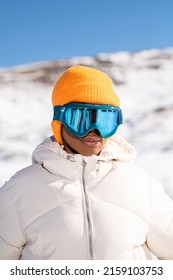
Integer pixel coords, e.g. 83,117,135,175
147,178,173,259
0,186,26,260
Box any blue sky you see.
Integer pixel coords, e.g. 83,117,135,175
1,0,173,67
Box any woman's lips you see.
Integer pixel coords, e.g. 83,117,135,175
81,136,102,147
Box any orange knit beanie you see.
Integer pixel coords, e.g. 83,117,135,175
51,65,120,144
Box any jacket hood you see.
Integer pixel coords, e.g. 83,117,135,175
98,135,136,162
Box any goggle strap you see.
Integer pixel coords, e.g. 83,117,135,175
53,106,64,121
118,109,123,124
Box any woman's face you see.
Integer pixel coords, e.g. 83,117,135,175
62,125,109,156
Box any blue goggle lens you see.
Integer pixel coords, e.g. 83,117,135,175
53,103,123,138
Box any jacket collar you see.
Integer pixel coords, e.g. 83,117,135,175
32,135,136,180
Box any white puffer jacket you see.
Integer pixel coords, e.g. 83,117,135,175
0,136,173,260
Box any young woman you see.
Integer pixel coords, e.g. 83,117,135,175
0,65,173,260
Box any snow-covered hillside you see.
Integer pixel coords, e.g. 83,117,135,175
0,48,173,198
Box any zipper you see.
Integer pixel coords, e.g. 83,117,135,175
81,160,95,260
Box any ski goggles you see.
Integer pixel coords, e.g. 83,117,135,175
53,103,123,138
